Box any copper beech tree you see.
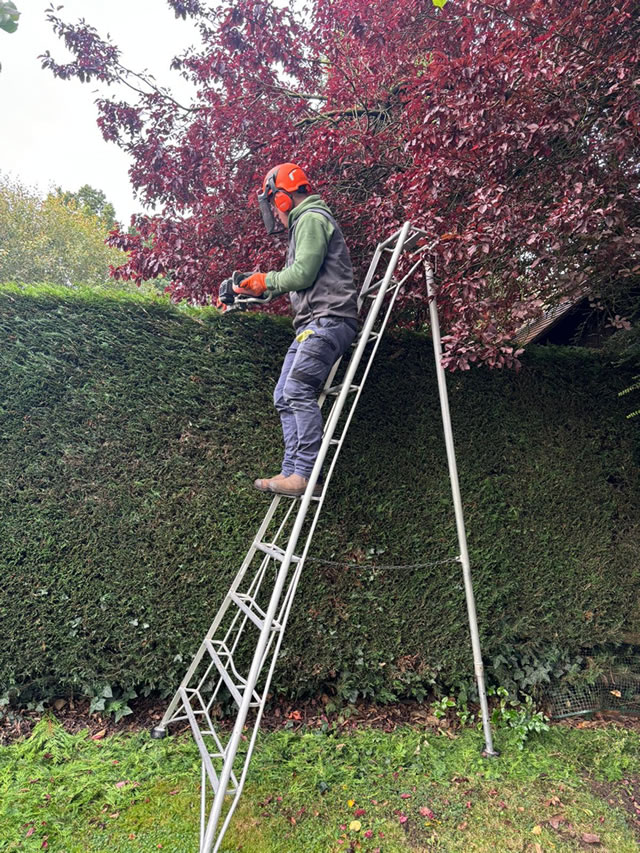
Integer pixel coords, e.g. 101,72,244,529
43,0,639,369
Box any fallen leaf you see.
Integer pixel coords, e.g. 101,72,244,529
347,799,355,808
549,814,565,829
91,729,106,741
354,808,366,817
400,793,411,799
532,825,542,835
420,806,435,819
581,833,601,845
534,845,543,853
349,820,361,832
457,821,468,830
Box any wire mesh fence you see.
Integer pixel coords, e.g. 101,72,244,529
546,650,640,719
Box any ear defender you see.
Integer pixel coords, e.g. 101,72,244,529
273,190,294,213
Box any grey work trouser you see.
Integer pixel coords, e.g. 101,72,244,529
273,317,357,479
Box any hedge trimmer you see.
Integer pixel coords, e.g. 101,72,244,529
217,271,272,312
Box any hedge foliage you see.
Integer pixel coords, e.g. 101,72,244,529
1,283,638,707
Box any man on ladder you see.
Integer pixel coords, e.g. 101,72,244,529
230,162,358,497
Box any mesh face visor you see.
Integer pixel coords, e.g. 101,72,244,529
257,189,285,235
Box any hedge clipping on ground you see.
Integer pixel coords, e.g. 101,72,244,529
1,283,638,708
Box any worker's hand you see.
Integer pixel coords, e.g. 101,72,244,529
215,296,228,313
233,272,267,297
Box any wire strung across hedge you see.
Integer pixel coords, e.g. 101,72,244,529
306,556,460,570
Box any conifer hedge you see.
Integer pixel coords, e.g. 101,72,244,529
1,283,638,707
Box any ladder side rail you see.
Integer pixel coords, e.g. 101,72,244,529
272,253,428,631
219,498,300,652
191,553,274,717
180,687,224,795
221,240,431,816
156,497,287,732
357,245,385,313
229,290,401,705
319,252,425,448
200,763,207,851
203,222,415,852
317,239,388,411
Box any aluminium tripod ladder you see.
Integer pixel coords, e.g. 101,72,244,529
152,222,434,852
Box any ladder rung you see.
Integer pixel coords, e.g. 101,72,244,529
203,642,244,707
361,277,399,298
329,438,340,445
360,277,384,297
231,592,283,633
254,541,301,563
326,383,361,396
351,331,380,347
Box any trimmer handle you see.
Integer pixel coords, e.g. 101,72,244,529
218,271,272,311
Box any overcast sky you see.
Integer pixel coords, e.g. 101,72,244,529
0,1,198,224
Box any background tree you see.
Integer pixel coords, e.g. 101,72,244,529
0,174,125,287
56,184,118,231
42,0,640,369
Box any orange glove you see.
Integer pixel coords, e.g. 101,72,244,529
233,272,267,297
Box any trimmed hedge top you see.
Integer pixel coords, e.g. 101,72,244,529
1,283,638,706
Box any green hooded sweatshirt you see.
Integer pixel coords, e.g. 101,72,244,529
265,195,337,295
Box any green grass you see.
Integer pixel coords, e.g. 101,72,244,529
2,718,640,851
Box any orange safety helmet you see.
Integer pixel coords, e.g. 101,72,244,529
257,162,311,234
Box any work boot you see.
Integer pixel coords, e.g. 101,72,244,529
268,473,323,498
254,473,285,493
